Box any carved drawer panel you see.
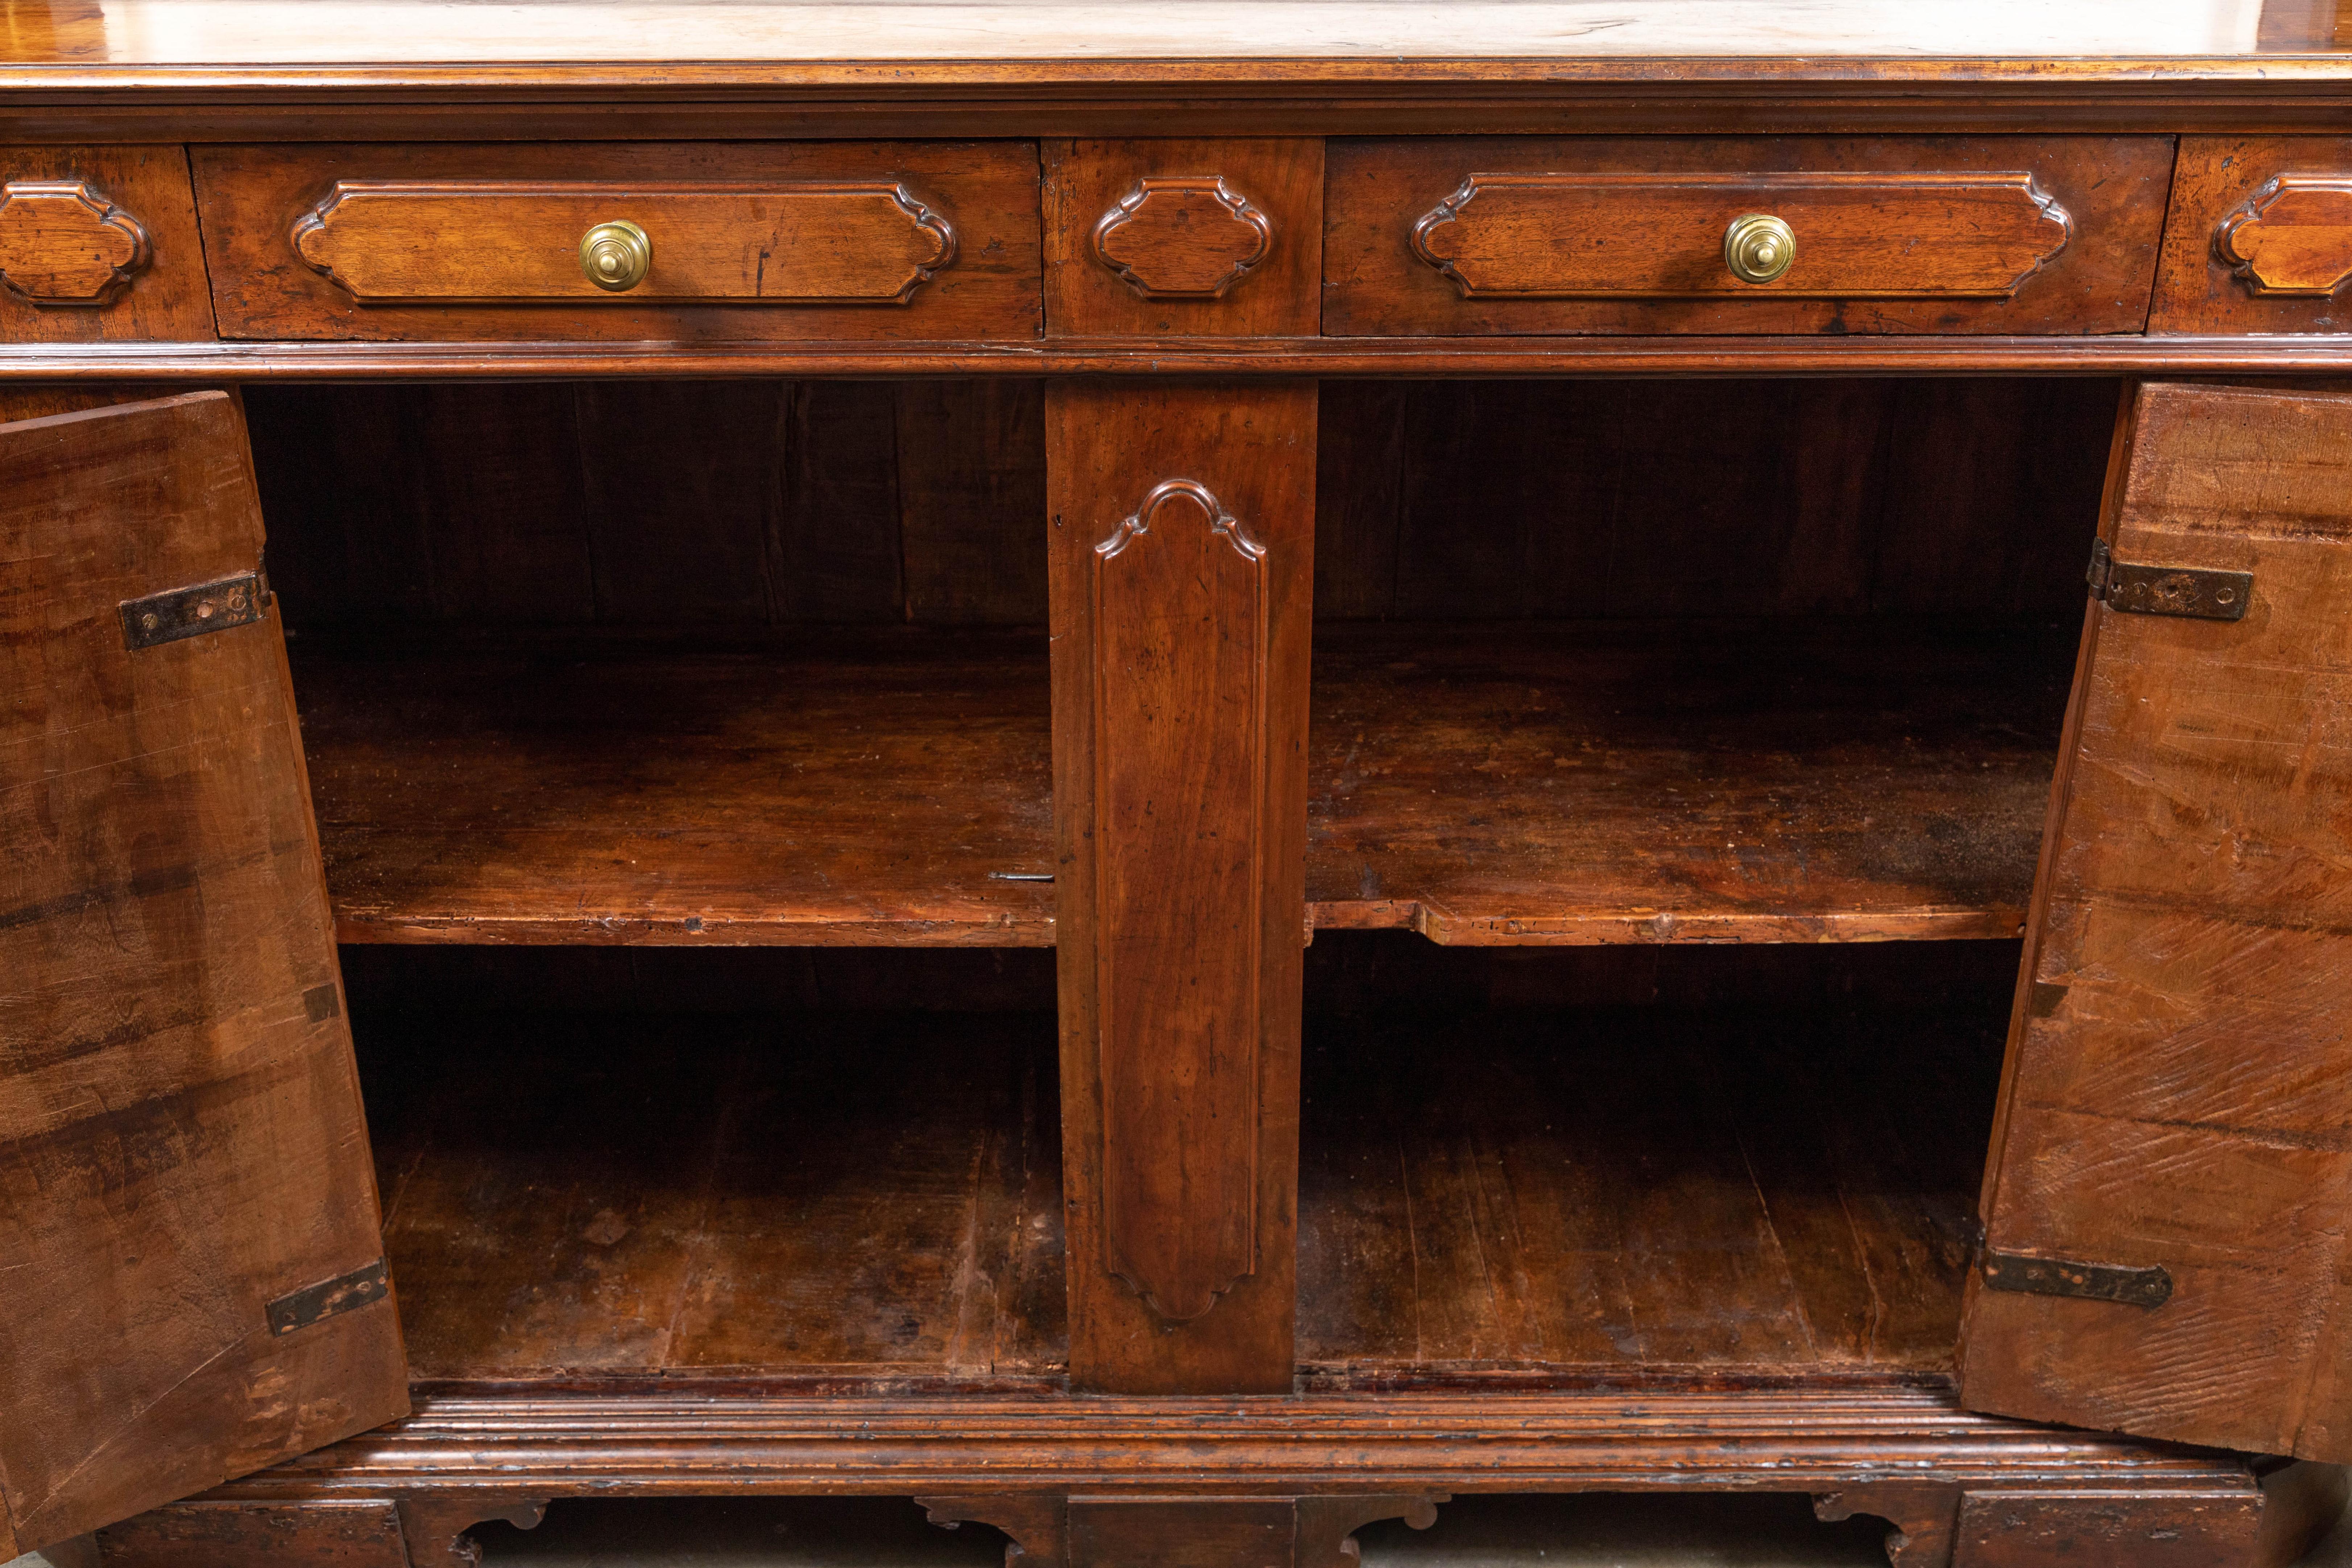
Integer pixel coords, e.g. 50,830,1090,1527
2154,138,2352,333
1046,139,1322,337
1324,136,2174,336
0,146,215,342
191,142,1041,342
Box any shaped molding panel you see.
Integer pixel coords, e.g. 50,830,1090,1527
2215,174,2352,296
292,181,955,304
1091,478,1268,1325
1092,176,1274,299
1410,171,2072,299
0,180,150,305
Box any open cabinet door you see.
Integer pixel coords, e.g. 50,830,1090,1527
0,392,408,1556
1958,380,2352,1462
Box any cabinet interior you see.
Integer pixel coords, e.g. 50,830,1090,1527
249,373,2106,1393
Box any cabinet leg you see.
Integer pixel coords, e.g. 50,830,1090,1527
1815,1483,1962,1568
394,1495,550,1567
918,1494,1070,1568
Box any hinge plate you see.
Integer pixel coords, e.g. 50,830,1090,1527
1981,1247,2174,1309
267,1258,390,1335
2086,539,2251,621
120,567,269,650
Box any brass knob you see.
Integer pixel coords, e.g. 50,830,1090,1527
1723,212,1796,285
579,219,650,291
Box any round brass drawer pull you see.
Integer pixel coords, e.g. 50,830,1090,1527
1723,212,1796,285
579,219,651,291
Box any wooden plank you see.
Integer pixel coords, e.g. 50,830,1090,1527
1305,618,2073,944
294,629,1055,946
0,392,407,1550
1296,971,1999,1378
96,1502,409,1568
895,380,1050,625
1959,381,2352,1464
1049,380,1314,1393
778,380,905,622
365,1008,1064,1384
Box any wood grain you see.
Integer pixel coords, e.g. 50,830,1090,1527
191,142,1041,342
1046,140,1322,336
0,392,406,1552
1305,619,2073,945
291,630,1055,946
0,179,149,303
95,1502,409,1568
1411,172,2071,299
2154,137,2352,332
293,181,955,304
0,146,211,341
1049,380,1313,1392
1296,970,2001,1378
1960,381,2352,1465
363,1008,1064,1385
1326,137,2174,335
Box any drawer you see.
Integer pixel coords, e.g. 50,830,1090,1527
191,142,1041,342
2154,137,2352,334
1044,138,1322,337
0,146,214,342
1324,137,2175,336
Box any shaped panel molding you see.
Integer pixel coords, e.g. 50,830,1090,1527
2215,174,2352,296
293,181,955,304
0,180,150,305
1411,171,2072,299
1092,478,1267,1325
1091,175,1275,299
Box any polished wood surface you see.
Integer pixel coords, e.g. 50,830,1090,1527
2,0,2344,69
1409,172,2072,300
0,146,209,340
2156,136,2352,331
292,181,957,305
1047,140,1321,335
97,1502,411,1568
0,392,406,1555
1050,380,1314,1393
1961,381,2352,1464
1328,137,2175,335
192,143,1041,342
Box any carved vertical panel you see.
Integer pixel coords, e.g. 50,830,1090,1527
1049,381,1315,1393
1093,478,1268,1323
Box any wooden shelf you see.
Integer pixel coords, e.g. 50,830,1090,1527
1297,988,2001,1383
1307,618,2073,944
299,617,2067,949
294,628,1055,947
365,1006,1065,1388
368,960,1990,1389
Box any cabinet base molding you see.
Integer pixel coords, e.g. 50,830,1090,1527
128,1384,2335,1568
917,1491,1445,1568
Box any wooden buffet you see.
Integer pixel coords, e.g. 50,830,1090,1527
12,4,2352,1564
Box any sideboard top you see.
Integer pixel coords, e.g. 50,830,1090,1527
5,0,2352,77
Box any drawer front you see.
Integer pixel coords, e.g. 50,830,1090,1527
194,143,1041,342
1325,137,2175,336
2154,137,2352,334
0,145,215,342
1045,138,1323,337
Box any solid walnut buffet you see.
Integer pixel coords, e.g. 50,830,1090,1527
10,5,2352,1565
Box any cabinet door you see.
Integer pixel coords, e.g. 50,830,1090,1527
0,391,408,1557
1958,380,2352,1462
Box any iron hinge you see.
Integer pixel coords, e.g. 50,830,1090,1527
266,1257,389,1335
1980,1246,2174,1309
120,557,271,650
2086,538,2252,622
